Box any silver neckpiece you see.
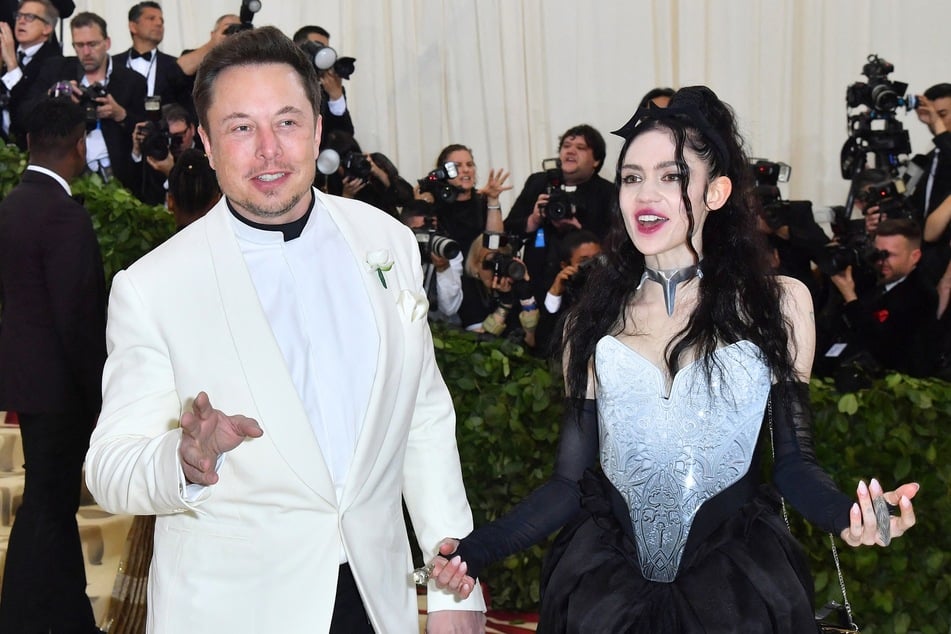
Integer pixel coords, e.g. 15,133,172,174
637,264,703,316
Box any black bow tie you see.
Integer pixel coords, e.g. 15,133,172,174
130,49,154,62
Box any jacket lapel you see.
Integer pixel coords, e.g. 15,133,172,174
203,203,337,506
316,191,404,509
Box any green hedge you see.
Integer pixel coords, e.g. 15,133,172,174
433,324,951,633
0,143,174,286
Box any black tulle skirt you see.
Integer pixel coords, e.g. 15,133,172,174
538,472,819,634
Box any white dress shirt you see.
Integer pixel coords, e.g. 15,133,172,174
231,199,379,508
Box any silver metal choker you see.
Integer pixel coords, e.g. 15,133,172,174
637,264,703,316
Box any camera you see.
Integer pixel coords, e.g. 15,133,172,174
417,162,460,204
566,253,606,293
817,239,888,277
840,55,913,180
341,150,372,181
845,55,915,114
815,203,889,276
51,80,107,124
541,158,577,221
749,159,817,232
482,251,526,281
855,179,914,221
481,233,527,281
139,120,184,162
299,40,357,80
413,216,461,261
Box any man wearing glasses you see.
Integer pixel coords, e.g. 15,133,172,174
0,0,63,148
26,11,146,190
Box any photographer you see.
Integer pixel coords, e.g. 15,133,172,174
28,11,145,189
459,233,537,349
401,204,463,323
0,0,65,149
908,84,951,283
113,2,192,117
750,159,831,302
419,143,509,252
503,124,615,304
130,102,200,205
293,25,353,146
316,129,413,217
535,229,602,353
824,218,938,379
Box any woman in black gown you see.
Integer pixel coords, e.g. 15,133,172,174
428,86,919,633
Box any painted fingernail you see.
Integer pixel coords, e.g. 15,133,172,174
451,555,461,565
858,480,868,495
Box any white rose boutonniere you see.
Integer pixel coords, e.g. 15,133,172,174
367,250,394,288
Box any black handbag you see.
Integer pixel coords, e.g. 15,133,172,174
767,400,861,634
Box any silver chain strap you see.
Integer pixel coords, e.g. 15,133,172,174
767,398,857,631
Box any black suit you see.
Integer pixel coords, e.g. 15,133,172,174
26,56,147,190
840,267,940,377
113,47,193,114
0,168,106,633
4,39,64,148
910,131,951,284
320,86,353,146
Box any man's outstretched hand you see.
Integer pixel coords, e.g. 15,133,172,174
179,391,262,485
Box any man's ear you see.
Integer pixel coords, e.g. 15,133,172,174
911,247,922,266
705,175,732,211
197,124,214,170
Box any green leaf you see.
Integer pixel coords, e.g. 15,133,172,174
837,393,859,415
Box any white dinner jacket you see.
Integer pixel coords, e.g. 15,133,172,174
86,190,484,633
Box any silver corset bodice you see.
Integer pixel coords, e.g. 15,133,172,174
594,336,771,583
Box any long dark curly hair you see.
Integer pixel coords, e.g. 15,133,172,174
561,86,798,399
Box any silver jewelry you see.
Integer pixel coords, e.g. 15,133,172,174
637,263,703,316
411,562,435,585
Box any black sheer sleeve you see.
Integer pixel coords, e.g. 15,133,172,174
770,382,852,535
453,399,599,580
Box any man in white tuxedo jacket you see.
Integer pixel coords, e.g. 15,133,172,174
85,26,486,633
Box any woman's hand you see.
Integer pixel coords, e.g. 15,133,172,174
478,168,513,204
428,538,477,599
840,478,918,547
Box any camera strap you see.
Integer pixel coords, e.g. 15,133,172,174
637,263,703,316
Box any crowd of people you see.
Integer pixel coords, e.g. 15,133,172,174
0,2,939,632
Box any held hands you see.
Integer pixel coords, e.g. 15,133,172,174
428,538,478,600
840,478,918,547
179,391,263,486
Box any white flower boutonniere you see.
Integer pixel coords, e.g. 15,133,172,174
367,250,394,288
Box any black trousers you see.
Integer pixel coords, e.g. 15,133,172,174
330,563,374,633
0,412,98,633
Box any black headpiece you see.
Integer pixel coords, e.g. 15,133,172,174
611,100,731,172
